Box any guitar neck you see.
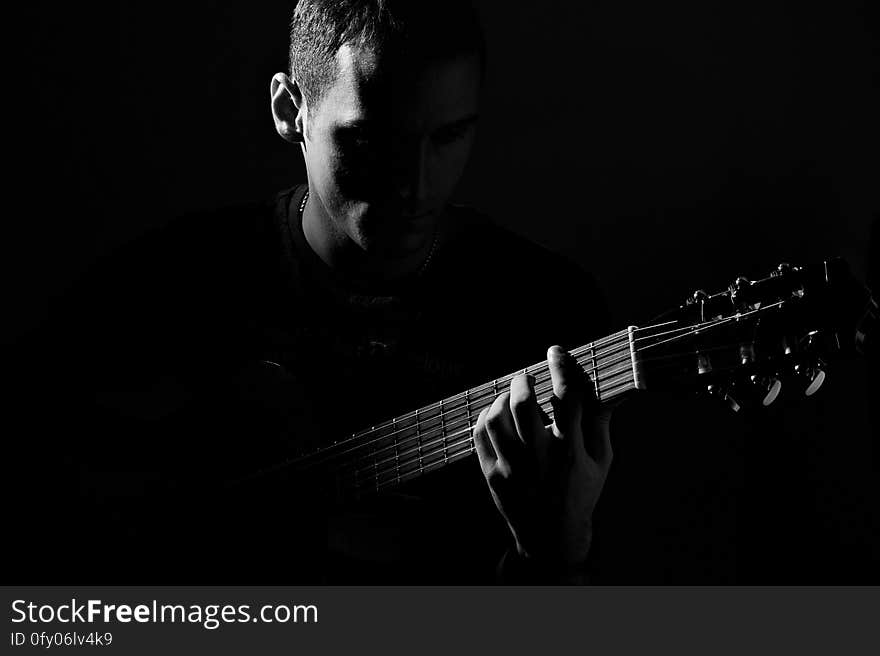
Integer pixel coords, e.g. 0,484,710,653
284,327,642,502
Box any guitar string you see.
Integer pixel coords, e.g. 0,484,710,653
286,270,855,496
239,346,635,487
346,332,756,483
632,321,714,343
243,312,762,487
336,368,634,480
286,343,635,471
338,328,632,435
336,331,763,488
634,300,785,353
632,307,778,345
344,348,741,495
306,320,692,458
339,381,633,491
349,313,738,447
318,441,477,499
248,331,748,492
292,311,742,469
335,336,737,488
315,303,790,492
340,335,763,493
342,390,595,493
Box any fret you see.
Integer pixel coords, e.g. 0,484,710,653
370,425,378,492
392,416,400,486
416,407,424,473
439,399,448,463
628,325,644,390
377,447,474,492
589,341,599,400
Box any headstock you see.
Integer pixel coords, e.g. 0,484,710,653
633,258,876,411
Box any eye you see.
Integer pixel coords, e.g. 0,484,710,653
340,133,373,149
336,132,381,164
432,124,471,146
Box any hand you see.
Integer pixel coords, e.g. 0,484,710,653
473,345,613,571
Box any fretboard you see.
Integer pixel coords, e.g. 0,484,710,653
275,327,642,502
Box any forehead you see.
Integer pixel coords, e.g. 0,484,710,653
313,43,480,133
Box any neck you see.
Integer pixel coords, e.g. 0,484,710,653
274,326,641,504
301,189,442,285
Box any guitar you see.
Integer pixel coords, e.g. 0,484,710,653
237,257,876,505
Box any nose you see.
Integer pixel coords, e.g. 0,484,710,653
393,138,430,207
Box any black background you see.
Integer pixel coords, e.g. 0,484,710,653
7,1,878,581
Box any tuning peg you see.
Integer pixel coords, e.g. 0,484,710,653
739,342,756,365
734,276,751,290
697,353,712,374
707,383,741,412
794,361,826,396
805,368,825,396
751,374,782,406
782,336,794,356
773,262,792,277
729,276,754,310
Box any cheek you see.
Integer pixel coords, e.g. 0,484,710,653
308,133,372,193
327,150,385,201
433,140,474,189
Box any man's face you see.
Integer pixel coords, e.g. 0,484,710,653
302,44,481,260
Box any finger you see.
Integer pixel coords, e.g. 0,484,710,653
538,404,552,427
485,391,522,468
509,373,548,447
581,371,614,467
547,345,586,440
473,407,496,475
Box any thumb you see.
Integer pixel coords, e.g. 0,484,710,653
547,345,585,440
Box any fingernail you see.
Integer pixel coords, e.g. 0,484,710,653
548,345,567,359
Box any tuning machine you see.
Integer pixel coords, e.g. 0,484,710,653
707,383,741,412
794,361,826,396
750,374,783,406
772,262,791,277
726,276,754,314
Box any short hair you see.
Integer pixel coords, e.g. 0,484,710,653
288,0,485,111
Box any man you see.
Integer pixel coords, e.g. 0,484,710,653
268,0,613,582
11,0,613,584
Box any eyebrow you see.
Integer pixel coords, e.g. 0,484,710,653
337,119,375,130
437,113,480,131
336,113,480,133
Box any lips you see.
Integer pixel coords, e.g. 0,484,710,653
401,212,434,222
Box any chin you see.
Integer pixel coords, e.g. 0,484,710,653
366,225,432,260
359,210,427,241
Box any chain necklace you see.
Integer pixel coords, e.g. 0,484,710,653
298,190,439,278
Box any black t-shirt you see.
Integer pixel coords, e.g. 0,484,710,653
12,185,611,583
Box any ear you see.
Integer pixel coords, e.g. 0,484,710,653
270,72,306,144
